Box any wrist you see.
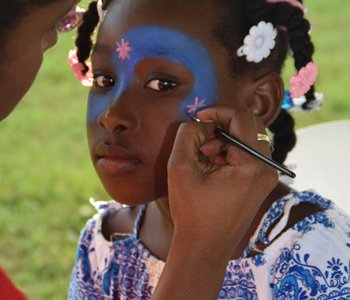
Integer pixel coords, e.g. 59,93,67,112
152,232,230,300
170,230,234,266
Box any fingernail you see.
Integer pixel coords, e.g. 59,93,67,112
199,119,215,124
187,113,215,124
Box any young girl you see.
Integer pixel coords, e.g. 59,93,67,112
68,0,350,299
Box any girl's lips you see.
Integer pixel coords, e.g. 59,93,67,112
94,143,141,175
96,157,141,175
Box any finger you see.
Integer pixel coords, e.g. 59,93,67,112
197,106,258,148
197,107,273,165
167,121,216,177
200,137,227,165
200,137,223,155
198,107,273,158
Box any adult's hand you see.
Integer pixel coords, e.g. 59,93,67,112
152,106,278,299
168,106,278,251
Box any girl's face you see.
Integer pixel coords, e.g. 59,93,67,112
0,0,79,121
88,0,246,204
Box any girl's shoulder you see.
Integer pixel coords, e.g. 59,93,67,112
246,190,350,258
259,191,350,299
77,198,142,247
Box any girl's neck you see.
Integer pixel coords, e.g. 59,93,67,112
138,196,174,261
139,183,292,261
155,196,174,228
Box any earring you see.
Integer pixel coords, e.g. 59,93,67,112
55,6,84,33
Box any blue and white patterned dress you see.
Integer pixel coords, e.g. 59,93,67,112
68,191,350,299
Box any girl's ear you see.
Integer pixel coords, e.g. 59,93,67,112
248,73,284,127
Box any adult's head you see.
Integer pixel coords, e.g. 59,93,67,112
0,0,78,121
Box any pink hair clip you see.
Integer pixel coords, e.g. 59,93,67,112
266,0,305,13
68,49,93,87
56,6,84,33
290,62,318,98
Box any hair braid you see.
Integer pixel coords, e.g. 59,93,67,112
269,109,296,164
75,1,99,74
267,1,316,109
240,0,316,163
260,1,315,162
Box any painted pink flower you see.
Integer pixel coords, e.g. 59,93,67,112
186,97,207,114
68,49,93,87
290,62,318,98
116,38,132,61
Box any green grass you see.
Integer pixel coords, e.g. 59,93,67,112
0,29,109,300
0,1,349,299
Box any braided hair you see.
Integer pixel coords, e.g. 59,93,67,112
75,0,317,165
214,0,316,163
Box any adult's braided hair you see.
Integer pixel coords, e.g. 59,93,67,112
75,0,317,165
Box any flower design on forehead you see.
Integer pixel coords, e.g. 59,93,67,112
116,38,133,61
186,97,207,114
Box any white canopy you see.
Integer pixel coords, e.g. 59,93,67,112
284,119,350,214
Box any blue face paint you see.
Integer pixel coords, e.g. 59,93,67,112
87,25,218,122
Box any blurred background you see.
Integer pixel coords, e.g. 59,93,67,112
0,0,349,299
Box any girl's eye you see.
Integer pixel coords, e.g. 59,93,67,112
145,79,177,92
93,75,115,88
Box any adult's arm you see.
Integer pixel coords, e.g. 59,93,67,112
152,106,278,299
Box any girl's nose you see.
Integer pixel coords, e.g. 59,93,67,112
97,105,135,134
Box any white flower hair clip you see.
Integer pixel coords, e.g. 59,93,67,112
237,21,277,63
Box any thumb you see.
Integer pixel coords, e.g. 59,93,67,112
167,121,216,177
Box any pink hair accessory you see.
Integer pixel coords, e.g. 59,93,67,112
266,0,305,13
68,50,93,87
290,62,318,98
186,97,207,114
116,38,133,61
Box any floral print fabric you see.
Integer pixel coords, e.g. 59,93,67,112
68,191,350,299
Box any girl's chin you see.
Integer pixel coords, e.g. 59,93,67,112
105,188,168,206
105,190,155,205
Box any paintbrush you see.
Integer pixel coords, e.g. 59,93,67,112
188,114,296,178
